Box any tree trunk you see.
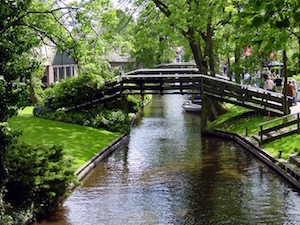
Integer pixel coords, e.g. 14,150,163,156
298,36,300,72
188,39,208,74
187,29,228,121
25,79,38,105
206,98,228,121
283,49,289,115
205,23,215,76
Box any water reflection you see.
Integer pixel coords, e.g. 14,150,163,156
36,95,300,225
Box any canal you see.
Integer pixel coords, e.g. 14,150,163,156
37,95,300,225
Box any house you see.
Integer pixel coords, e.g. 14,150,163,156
42,49,78,87
40,45,131,87
107,51,131,67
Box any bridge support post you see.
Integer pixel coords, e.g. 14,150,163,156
121,95,128,114
201,94,207,131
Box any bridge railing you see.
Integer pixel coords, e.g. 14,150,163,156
121,73,292,115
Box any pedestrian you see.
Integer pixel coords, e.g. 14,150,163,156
292,79,298,105
274,75,282,93
256,70,261,88
265,76,275,91
244,72,250,85
232,71,236,82
287,80,296,105
222,64,227,75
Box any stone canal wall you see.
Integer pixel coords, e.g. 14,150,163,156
203,130,300,191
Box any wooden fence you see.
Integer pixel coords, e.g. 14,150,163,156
254,113,300,145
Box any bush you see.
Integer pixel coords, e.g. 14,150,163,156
33,105,54,117
43,74,105,110
5,142,77,218
106,110,129,132
34,103,130,133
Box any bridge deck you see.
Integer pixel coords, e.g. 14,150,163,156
69,67,292,116
117,71,292,116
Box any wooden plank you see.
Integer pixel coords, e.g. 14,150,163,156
260,129,299,145
260,119,300,135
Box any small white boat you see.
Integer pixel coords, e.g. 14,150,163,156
180,100,202,113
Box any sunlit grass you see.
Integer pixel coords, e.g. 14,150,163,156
8,108,121,170
18,106,34,115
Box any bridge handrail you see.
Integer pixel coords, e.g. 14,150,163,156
260,113,297,126
122,73,285,99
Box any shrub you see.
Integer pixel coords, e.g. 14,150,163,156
43,74,105,110
33,105,54,117
54,109,66,121
6,142,77,218
105,110,129,133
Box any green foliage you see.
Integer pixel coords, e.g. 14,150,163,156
6,142,76,218
132,4,180,67
43,74,105,110
0,195,34,225
67,0,131,77
0,123,21,188
33,105,55,117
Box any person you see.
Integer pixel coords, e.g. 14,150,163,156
265,76,274,91
232,71,236,82
222,64,227,76
256,70,261,88
287,80,296,105
244,72,250,85
274,75,282,93
292,79,298,105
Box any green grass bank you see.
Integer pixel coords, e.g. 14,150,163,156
8,107,121,170
208,104,300,159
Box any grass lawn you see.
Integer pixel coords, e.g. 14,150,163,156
208,104,268,136
8,107,122,170
208,104,300,159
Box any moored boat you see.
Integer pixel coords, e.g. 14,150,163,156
180,100,202,113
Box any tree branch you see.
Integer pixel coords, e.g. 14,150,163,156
117,1,145,34
152,0,171,17
287,28,300,39
0,7,78,35
17,23,68,49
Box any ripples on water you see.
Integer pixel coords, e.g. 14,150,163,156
37,95,300,225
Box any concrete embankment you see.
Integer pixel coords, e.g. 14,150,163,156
203,130,300,191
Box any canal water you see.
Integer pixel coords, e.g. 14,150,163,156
37,95,300,225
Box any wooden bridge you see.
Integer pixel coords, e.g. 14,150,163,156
69,64,292,128
102,67,292,117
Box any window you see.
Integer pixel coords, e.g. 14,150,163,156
42,75,47,83
59,67,64,80
53,67,58,82
66,66,71,78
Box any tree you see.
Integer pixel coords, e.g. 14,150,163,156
236,0,299,114
131,0,231,120
65,0,133,77
0,0,79,188
147,0,231,76
131,2,185,67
